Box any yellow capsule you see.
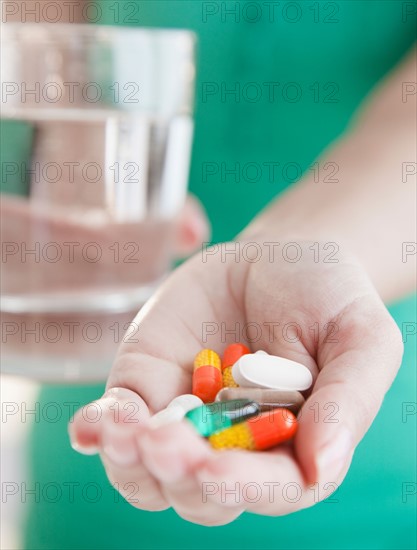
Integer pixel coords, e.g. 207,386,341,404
209,409,298,451
222,366,239,388
209,422,255,450
194,349,221,371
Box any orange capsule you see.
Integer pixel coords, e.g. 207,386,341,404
222,343,251,369
209,408,297,451
222,343,250,388
192,349,222,403
193,365,223,403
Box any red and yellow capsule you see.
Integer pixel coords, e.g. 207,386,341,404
192,349,222,403
209,408,297,451
222,343,250,388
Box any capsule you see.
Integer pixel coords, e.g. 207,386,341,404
194,349,221,370
222,343,250,388
167,394,203,413
148,406,185,429
222,343,251,369
222,366,239,388
215,387,305,414
149,394,204,429
209,408,297,451
185,399,260,437
192,349,222,403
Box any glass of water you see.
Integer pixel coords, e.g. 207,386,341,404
0,23,196,380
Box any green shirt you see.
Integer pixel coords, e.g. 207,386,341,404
3,1,416,548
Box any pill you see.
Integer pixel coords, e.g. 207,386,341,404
193,364,223,403
232,354,312,391
167,394,203,413
222,367,239,388
185,399,260,437
209,408,297,451
194,349,221,370
222,343,251,368
148,406,185,429
215,387,305,414
192,349,223,403
221,343,250,388
148,395,203,429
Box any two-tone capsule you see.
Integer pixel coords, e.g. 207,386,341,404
185,399,260,437
222,343,250,388
209,408,297,451
192,349,223,403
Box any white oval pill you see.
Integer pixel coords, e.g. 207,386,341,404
167,394,203,413
148,406,185,429
232,354,312,391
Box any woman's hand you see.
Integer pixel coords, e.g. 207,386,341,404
69,240,403,525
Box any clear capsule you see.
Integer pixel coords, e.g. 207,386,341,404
215,387,305,414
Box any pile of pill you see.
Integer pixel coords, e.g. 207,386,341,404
149,343,313,452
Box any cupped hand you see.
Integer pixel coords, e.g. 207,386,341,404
69,240,403,525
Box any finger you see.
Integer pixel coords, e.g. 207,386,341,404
174,195,210,257
194,446,317,515
295,293,403,485
68,387,149,454
101,420,169,512
69,388,170,511
138,422,243,525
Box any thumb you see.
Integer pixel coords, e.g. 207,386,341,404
295,295,403,485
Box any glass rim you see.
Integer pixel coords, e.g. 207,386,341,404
0,22,196,43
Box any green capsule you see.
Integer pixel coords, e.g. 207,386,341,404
185,399,260,437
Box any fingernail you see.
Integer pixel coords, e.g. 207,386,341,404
316,428,353,482
68,424,99,455
191,215,209,240
70,440,99,456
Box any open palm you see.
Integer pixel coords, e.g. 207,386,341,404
70,240,403,525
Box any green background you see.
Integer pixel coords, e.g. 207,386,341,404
1,1,416,548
